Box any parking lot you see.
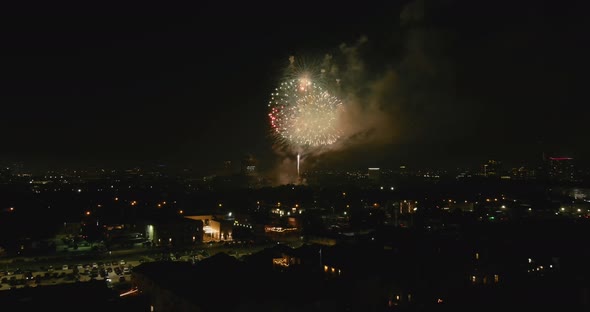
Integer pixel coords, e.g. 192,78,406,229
0,239,300,292
0,259,141,290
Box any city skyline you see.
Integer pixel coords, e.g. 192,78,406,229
1,2,590,309
1,0,588,175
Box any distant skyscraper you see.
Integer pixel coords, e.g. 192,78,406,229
548,157,575,182
482,160,501,177
368,168,380,181
0,166,11,183
241,154,257,177
223,160,233,176
399,165,408,176
510,166,535,180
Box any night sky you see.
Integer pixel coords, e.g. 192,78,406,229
1,0,588,174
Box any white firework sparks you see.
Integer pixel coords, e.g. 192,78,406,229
268,76,343,149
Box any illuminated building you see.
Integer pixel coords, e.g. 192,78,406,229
510,166,536,180
184,214,234,242
241,154,257,176
368,167,380,181
142,216,202,247
222,160,233,176
548,157,575,182
482,160,501,177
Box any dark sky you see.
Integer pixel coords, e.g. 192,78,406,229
0,0,588,174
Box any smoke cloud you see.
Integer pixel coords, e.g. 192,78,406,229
269,0,457,184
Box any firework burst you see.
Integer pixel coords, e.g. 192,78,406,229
268,76,343,149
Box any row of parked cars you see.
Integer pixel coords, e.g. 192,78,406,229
0,259,135,290
33,259,127,274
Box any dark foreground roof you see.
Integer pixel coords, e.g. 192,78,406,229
0,280,120,312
